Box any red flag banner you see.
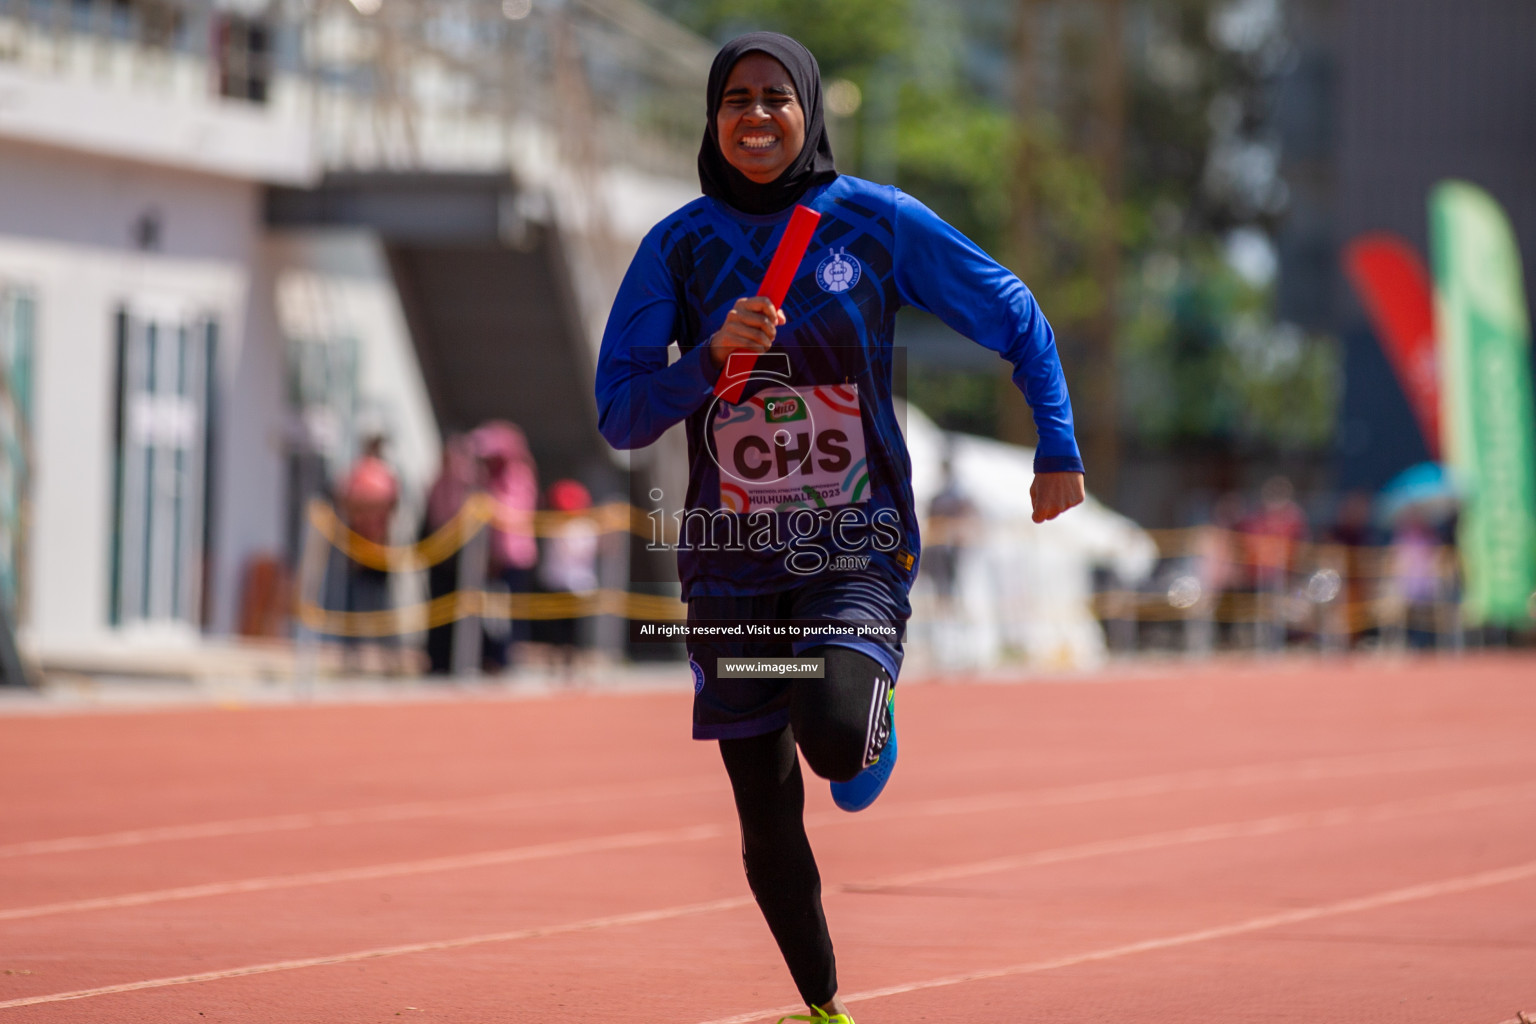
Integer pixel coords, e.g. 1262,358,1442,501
1343,234,1441,458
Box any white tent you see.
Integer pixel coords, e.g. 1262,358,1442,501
902,401,1157,672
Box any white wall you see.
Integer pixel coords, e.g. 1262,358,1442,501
0,142,447,655
0,137,261,652
0,56,312,185
0,137,267,263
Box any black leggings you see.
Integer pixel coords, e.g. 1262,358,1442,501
718,645,893,1008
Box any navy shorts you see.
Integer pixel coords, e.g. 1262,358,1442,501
686,572,911,740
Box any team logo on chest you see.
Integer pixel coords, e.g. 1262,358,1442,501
815,247,861,294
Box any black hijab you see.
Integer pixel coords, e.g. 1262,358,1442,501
698,32,838,216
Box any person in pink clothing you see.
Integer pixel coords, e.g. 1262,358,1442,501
472,421,539,671
1237,476,1308,650
342,435,400,546
338,435,401,671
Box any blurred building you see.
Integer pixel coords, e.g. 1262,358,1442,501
0,0,704,670
1275,0,1536,491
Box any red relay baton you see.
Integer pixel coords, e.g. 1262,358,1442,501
714,204,821,404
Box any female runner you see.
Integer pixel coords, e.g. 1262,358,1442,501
596,31,1085,1023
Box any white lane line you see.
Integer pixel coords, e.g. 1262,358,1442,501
0,896,758,1011
842,780,1536,893
2,780,1532,1009
696,858,1536,1024
6,764,1535,925
2,743,1517,862
0,824,727,922
0,777,721,860
808,744,1535,829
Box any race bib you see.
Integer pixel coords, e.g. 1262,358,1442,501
711,384,870,513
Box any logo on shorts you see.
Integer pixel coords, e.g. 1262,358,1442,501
816,248,861,294
689,658,706,694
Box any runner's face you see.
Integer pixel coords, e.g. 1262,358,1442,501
716,54,806,184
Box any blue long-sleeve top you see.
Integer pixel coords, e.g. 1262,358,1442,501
596,174,1083,598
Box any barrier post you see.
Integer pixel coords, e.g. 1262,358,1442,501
0,601,36,688
1444,594,1466,653
594,506,629,662
1182,528,1217,659
1435,547,1465,652
1185,592,1214,659
294,501,331,698
451,519,489,679
1105,576,1137,654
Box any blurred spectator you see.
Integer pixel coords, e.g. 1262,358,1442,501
474,421,538,672
1389,509,1442,649
1239,476,1308,590
1328,491,1375,549
339,434,400,671
1324,491,1378,646
1238,476,1307,650
344,435,399,544
1185,492,1245,654
924,457,977,609
420,433,478,675
534,479,599,677
922,456,979,665
1195,493,1244,598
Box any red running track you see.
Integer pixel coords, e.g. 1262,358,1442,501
2,656,1535,1023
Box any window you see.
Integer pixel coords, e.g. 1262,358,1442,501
216,13,271,104
110,305,216,628
0,287,35,623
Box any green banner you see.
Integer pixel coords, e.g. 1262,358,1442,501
1429,181,1536,627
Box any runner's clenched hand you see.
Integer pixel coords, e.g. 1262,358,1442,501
709,296,786,369
1031,471,1085,523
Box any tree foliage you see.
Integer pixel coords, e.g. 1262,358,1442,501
652,0,1334,453
653,0,911,82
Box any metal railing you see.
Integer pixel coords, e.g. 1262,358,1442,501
1090,527,1475,655
298,502,1500,681
0,0,711,178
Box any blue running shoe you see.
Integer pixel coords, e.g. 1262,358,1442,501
831,689,896,812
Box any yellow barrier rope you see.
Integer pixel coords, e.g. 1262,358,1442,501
303,498,1462,638
300,498,692,637
319,501,1448,580
307,497,490,572
310,497,659,573
296,588,688,638
1087,588,1456,631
